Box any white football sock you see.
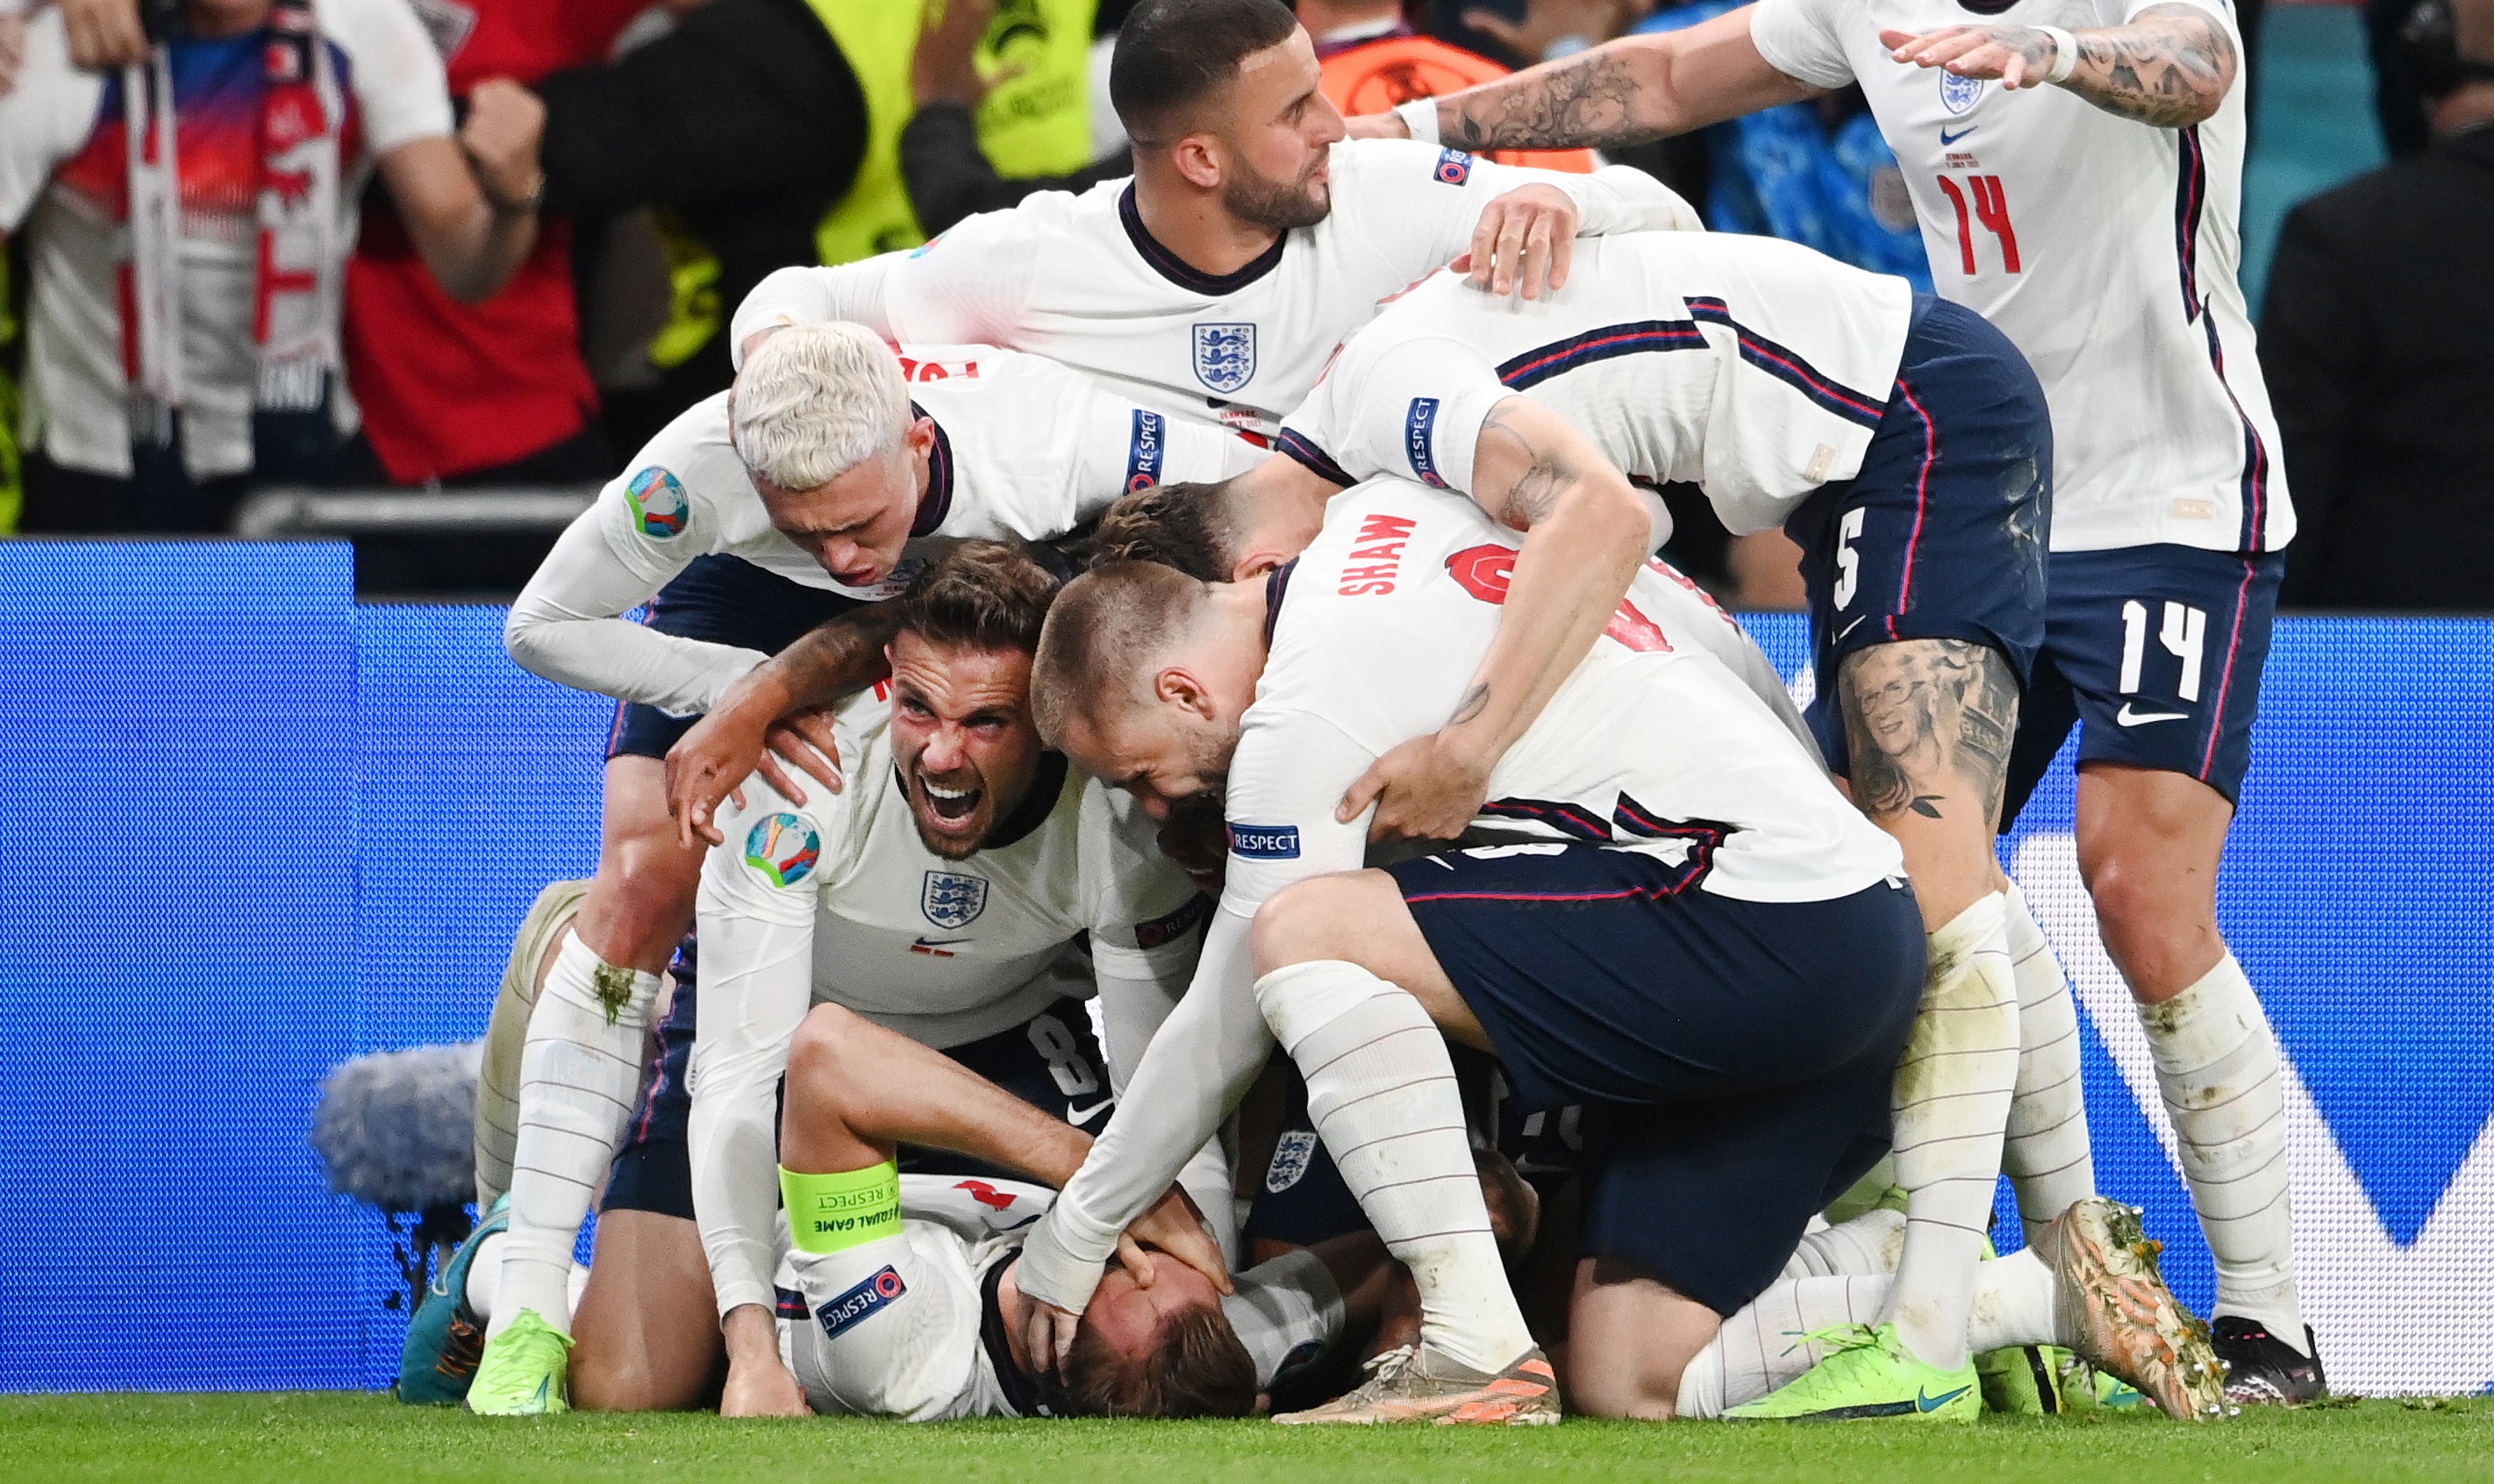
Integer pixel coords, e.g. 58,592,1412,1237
1883,891,2019,1372
1677,1275,1887,1417
1782,1209,1907,1280
474,880,590,1212
462,1231,588,1323
2001,884,2096,1245
1683,1253,2062,1418
2139,954,2307,1352
1255,961,1534,1374
490,933,658,1339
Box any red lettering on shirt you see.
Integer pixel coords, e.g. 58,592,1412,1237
1338,513,1419,595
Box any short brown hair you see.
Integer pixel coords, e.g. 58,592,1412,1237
892,540,1061,656
1109,0,1299,145
1040,1302,1258,1418
1030,561,1204,746
1089,481,1240,582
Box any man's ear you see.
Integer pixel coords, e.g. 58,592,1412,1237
904,416,938,458
1154,665,1218,720
1228,548,1290,581
1169,132,1225,191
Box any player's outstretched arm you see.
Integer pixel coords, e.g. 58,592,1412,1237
1877,2,2236,128
664,603,908,847
1339,397,1654,844
1373,7,1818,153
505,507,773,716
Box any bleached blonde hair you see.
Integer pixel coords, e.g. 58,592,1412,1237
730,320,911,492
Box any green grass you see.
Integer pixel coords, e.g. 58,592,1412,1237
3,1393,2491,1483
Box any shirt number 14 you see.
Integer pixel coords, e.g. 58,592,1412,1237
1937,175,2022,275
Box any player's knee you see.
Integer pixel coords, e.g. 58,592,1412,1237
1566,1357,1677,1421
1248,874,1362,977
787,1003,872,1109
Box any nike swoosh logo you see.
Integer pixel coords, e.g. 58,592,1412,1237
1917,1383,1971,1412
1939,126,1974,144
2115,703,2190,726
912,936,972,948
1836,616,1868,642
1067,1097,1114,1127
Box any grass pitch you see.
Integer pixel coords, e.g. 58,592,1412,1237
3,1393,2490,1484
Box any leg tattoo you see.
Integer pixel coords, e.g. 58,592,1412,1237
1838,639,2019,828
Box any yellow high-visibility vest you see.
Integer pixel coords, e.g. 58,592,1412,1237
652,0,1097,370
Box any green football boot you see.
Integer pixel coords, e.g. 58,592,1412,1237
1976,1344,2146,1414
1724,1323,1980,1423
466,1308,572,1416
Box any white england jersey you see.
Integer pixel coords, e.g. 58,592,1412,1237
1226,479,1903,911
692,692,1205,1317
1282,233,1916,537
1015,481,1902,1314
776,1177,1343,1422
504,345,1261,717
1747,0,2292,553
727,139,1701,442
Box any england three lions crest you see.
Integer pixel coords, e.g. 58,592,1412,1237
922,870,990,929
1192,322,1256,394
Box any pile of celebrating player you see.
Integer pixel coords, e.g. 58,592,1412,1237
404,0,2325,1427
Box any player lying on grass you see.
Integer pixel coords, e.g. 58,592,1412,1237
1263,229,2069,1422
1010,476,1930,1423
1076,477,2228,1424
437,998,1397,1420
466,543,1226,1415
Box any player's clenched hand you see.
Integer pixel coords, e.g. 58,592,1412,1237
1878,25,2061,89
1338,729,1495,845
720,1353,814,1417
1463,182,1580,300
1018,1292,1083,1380
1125,1185,1232,1295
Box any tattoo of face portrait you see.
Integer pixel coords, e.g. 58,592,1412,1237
2069,5,2235,126
1449,50,1652,153
1837,639,2019,824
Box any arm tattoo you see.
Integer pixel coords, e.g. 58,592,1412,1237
779,604,904,708
2062,5,2234,127
1479,405,1580,531
1836,639,2019,825
1447,682,1490,727
1443,49,1658,153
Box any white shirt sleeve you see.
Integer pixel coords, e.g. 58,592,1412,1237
2119,0,2240,36
690,783,832,1320
1332,139,1699,282
320,0,455,155
1014,708,1380,1316
502,506,768,714
0,12,101,233
1746,0,1859,91
1077,786,1213,1088
1282,331,1512,500
729,204,1043,366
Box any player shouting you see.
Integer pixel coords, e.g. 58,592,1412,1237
478,325,1247,1410
1356,0,2314,1406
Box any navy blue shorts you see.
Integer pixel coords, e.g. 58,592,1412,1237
2000,544,2287,826
603,952,1114,1220
1786,294,2054,778
1387,845,1925,1316
605,555,875,761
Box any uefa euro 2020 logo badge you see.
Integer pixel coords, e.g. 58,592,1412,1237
625,466,690,539
1192,322,1256,395
922,870,990,929
1940,70,1985,115
745,813,819,888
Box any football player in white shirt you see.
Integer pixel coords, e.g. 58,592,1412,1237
1274,233,2059,1417
1010,482,1946,1424
682,545,1223,1417
473,326,1251,1413
1358,0,2316,1406
723,0,1700,449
